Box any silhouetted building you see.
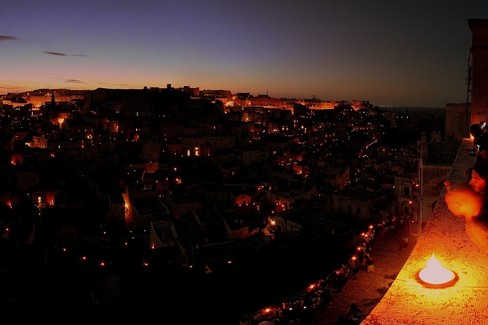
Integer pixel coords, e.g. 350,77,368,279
469,19,488,126
445,103,470,142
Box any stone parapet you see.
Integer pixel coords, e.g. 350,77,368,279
363,138,488,324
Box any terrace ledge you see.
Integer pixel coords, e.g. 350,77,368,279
363,138,488,324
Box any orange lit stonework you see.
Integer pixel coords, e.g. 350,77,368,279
363,140,488,325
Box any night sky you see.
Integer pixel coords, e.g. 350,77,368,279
1,0,487,107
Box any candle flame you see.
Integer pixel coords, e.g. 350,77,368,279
418,253,455,285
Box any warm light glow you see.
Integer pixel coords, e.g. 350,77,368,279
445,185,483,219
418,253,455,286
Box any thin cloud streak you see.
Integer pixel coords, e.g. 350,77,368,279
64,79,86,84
98,82,130,87
0,35,18,41
43,51,88,57
43,51,67,56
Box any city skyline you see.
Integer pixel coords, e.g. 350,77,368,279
1,0,487,107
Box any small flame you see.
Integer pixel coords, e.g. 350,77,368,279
419,253,455,285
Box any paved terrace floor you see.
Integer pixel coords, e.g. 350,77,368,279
310,215,416,324
361,138,488,324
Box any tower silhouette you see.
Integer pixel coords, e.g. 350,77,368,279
469,19,488,126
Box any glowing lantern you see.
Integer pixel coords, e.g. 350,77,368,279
417,253,457,287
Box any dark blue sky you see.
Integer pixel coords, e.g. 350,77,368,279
1,0,487,107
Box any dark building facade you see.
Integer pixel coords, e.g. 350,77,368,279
469,19,488,126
